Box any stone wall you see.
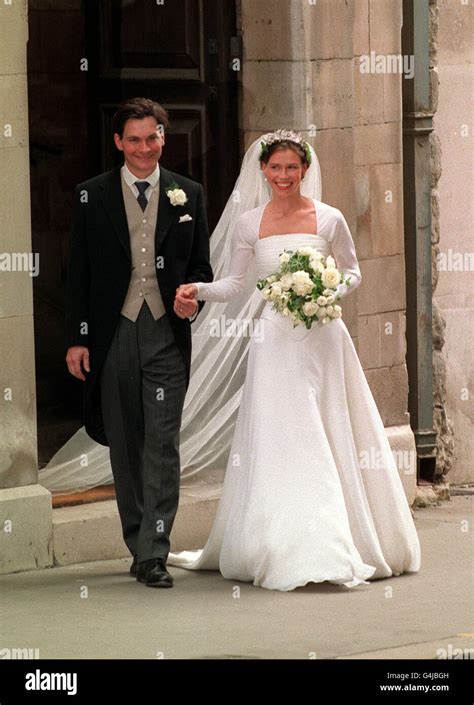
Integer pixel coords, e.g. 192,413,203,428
353,0,409,431
433,0,472,484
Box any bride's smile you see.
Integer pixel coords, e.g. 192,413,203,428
261,147,308,202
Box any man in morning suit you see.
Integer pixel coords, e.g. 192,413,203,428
65,98,213,588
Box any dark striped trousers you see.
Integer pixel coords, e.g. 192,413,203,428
100,301,187,563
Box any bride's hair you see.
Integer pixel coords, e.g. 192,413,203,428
259,140,310,168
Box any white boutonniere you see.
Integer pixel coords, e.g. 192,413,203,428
166,181,188,207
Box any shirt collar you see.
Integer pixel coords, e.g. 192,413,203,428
122,162,160,189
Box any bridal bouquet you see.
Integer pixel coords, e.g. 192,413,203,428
256,246,351,329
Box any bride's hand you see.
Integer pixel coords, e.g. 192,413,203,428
174,283,198,319
175,283,198,301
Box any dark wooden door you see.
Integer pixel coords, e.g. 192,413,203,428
28,0,240,467
85,0,240,230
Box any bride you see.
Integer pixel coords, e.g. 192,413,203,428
169,130,421,591
42,130,421,591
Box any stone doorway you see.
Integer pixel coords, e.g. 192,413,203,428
27,0,240,470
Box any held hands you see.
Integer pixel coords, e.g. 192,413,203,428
66,287,198,382
174,283,198,319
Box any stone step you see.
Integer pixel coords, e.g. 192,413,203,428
52,486,219,566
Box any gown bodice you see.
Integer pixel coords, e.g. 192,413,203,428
254,233,331,280
195,199,361,304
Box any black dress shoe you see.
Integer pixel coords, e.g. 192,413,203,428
137,559,173,588
129,555,138,577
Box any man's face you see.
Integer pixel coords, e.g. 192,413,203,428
114,116,164,178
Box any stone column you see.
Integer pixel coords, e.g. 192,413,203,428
0,0,52,574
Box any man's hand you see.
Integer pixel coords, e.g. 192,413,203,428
66,346,90,381
174,284,198,319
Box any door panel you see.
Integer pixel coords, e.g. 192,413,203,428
86,0,240,229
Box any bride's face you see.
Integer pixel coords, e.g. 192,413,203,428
262,148,308,198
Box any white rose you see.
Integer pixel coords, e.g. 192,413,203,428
281,307,290,317
292,270,313,296
168,188,188,206
303,301,319,316
298,246,318,257
321,268,341,289
279,252,291,265
326,305,335,317
316,295,327,306
310,259,324,274
280,273,293,291
325,255,336,268
270,281,283,298
323,288,333,296
318,307,327,318
262,286,272,300
333,304,342,318
325,295,335,305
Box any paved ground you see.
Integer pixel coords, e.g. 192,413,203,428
0,496,472,660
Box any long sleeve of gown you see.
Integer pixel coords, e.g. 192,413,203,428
331,210,362,300
195,216,256,302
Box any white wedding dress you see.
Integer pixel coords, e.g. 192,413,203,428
168,198,421,591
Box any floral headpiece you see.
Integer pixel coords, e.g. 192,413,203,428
259,129,312,165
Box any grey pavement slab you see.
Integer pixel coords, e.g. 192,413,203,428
0,496,472,660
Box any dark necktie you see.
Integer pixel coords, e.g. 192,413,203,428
135,181,150,211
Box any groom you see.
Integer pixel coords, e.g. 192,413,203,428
65,97,213,588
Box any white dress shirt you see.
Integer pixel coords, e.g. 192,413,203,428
121,162,160,197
